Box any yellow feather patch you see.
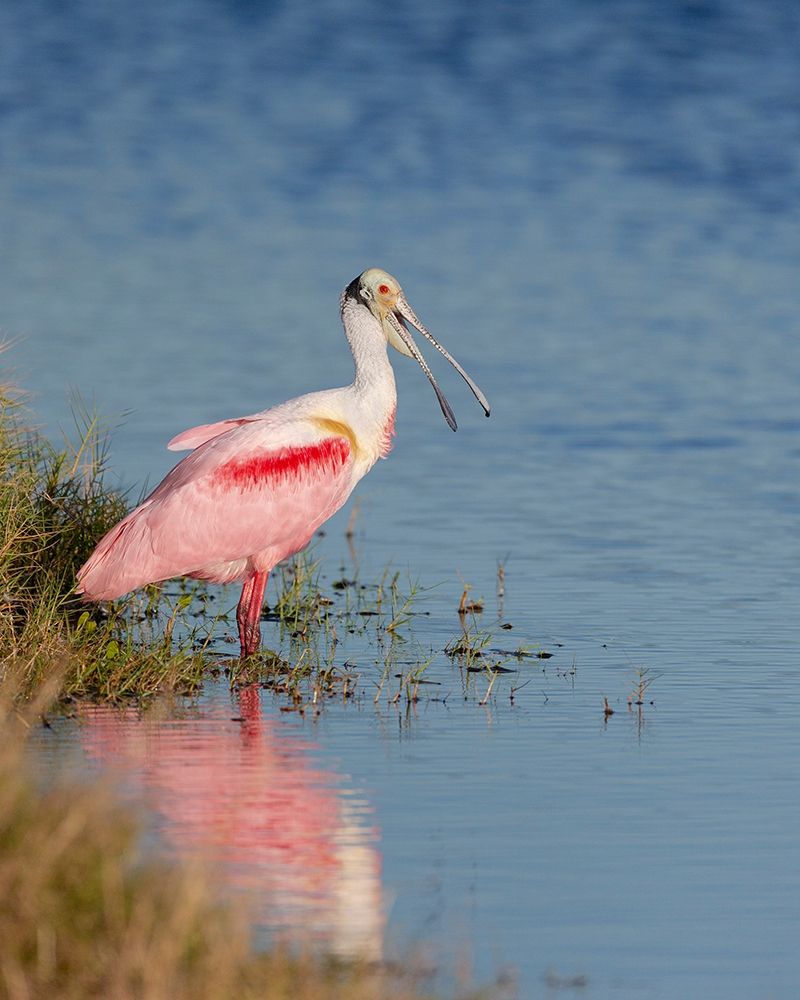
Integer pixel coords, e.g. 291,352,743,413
312,417,361,458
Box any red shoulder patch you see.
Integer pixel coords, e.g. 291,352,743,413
213,437,351,490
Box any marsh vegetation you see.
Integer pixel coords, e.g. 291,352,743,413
0,379,558,713
2,383,664,1000
0,382,520,1000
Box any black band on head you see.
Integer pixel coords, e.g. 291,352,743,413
343,275,363,304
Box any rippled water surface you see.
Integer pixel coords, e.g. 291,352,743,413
5,1,800,996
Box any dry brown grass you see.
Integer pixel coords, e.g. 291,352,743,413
0,686,502,1000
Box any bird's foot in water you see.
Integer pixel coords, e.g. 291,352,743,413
233,641,288,683
238,624,262,660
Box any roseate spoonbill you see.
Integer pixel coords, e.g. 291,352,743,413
77,268,490,657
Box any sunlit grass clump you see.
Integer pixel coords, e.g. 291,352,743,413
0,382,118,658
0,382,212,702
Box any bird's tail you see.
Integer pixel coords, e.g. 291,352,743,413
76,508,161,600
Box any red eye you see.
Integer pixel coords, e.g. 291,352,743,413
378,284,390,295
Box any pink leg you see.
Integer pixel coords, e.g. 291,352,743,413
236,571,268,658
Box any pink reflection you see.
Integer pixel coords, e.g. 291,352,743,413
78,686,383,960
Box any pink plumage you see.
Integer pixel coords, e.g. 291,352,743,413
77,268,489,657
77,429,354,595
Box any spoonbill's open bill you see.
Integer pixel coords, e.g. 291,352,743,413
77,268,490,657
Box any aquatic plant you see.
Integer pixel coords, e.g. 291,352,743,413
628,666,659,707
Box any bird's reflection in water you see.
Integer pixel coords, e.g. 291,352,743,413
78,685,384,961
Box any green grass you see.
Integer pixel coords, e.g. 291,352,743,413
0,382,216,703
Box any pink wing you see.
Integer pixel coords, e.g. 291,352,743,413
167,416,260,451
77,418,356,599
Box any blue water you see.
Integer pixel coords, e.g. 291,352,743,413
5,1,800,996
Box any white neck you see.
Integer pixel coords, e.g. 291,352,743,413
342,299,395,391
316,299,397,466
340,298,398,441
